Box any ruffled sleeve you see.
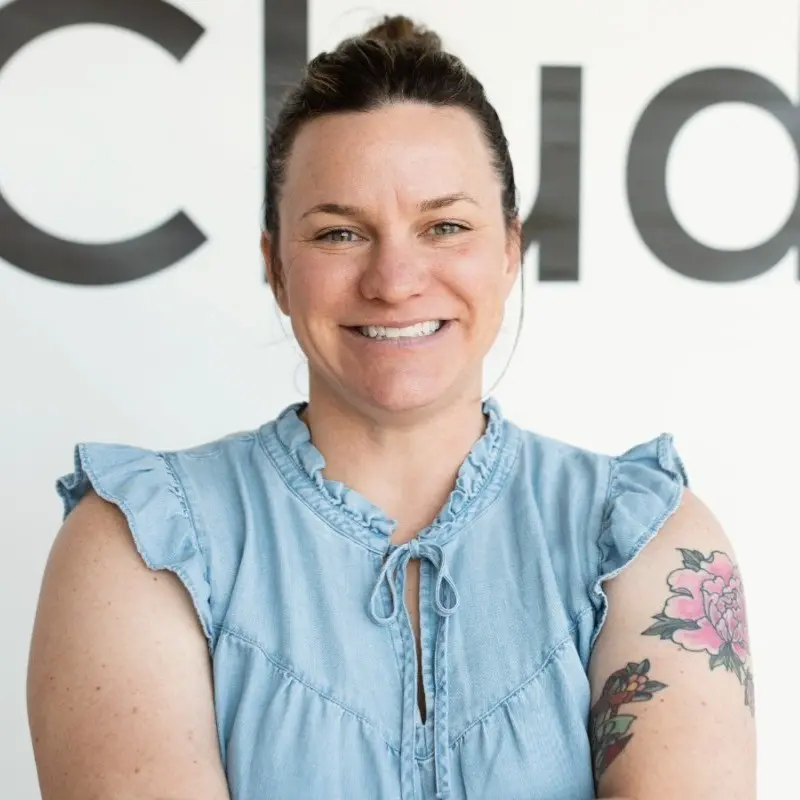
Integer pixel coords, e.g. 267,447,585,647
55,442,214,647
590,434,689,649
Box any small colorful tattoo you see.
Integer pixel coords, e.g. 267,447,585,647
642,548,754,715
590,659,667,782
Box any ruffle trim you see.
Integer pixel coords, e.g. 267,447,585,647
273,397,506,537
590,433,689,649
55,442,215,647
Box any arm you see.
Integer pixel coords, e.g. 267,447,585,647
27,490,231,800
589,488,756,799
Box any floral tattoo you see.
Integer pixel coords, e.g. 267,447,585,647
642,548,754,714
590,659,667,782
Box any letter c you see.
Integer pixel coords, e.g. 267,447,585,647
0,0,206,284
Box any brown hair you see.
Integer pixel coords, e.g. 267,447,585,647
264,14,520,288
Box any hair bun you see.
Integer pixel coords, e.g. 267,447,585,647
362,15,441,51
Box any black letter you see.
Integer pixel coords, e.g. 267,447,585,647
264,0,307,133
0,0,206,285
628,68,800,282
262,0,307,285
521,67,583,281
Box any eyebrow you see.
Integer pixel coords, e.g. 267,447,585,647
299,192,479,221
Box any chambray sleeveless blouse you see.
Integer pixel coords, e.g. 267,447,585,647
56,398,688,800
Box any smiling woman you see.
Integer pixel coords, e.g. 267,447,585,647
264,85,519,416
28,13,755,800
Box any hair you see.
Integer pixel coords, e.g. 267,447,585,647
263,14,521,288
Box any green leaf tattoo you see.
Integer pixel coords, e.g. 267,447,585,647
641,612,700,640
590,659,667,783
678,548,707,572
642,547,755,715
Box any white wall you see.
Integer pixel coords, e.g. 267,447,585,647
1,1,796,796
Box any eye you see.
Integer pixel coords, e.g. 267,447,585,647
430,221,469,236
316,228,361,243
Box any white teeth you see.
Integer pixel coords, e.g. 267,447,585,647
358,320,443,340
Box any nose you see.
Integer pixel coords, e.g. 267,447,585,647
358,237,430,304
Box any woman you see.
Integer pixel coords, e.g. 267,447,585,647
28,15,756,800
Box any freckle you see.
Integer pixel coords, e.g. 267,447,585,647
193,760,198,764
35,737,39,743
132,706,138,714
134,767,140,774
101,664,106,669
96,686,101,691
49,676,55,682
188,730,194,740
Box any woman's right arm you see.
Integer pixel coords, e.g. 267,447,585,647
27,490,231,800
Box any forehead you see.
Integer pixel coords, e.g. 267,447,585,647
281,103,499,214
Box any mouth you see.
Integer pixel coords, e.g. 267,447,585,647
347,320,449,342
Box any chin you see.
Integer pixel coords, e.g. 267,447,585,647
354,373,463,417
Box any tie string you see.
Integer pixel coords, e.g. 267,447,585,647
367,538,459,799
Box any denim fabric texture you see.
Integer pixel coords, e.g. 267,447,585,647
56,398,688,800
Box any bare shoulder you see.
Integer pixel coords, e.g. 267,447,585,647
28,490,230,800
589,488,756,799
613,487,737,584
48,488,149,572
648,486,729,555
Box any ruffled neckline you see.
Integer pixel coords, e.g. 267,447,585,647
273,398,506,539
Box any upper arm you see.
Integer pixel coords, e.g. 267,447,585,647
588,488,756,800
27,490,230,800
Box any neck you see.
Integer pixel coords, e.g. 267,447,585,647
302,379,489,542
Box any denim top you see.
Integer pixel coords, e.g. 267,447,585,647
56,398,688,800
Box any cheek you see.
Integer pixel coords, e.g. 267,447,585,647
446,241,511,312
284,252,350,316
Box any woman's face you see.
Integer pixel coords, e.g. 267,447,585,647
266,102,520,417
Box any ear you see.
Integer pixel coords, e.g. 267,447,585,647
503,217,523,289
261,232,290,315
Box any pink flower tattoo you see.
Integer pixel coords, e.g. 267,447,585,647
643,548,754,714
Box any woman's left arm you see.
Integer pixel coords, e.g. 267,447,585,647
588,488,756,800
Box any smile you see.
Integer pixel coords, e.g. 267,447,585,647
354,320,445,341
346,319,453,349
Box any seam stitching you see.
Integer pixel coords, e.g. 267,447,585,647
450,606,592,749
215,625,401,755
256,432,386,555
